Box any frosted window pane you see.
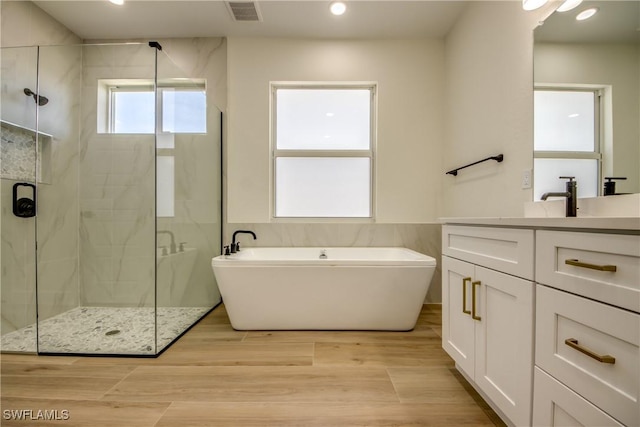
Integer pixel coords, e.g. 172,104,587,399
533,158,598,201
162,89,206,133
534,91,594,151
277,89,370,150
276,157,370,217
113,91,155,134
157,156,174,217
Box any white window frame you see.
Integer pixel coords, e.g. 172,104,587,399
105,80,206,135
270,82,377,221
534,86,603,197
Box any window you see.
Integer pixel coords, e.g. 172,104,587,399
99,79,207,135
272,85,375,218
534,88,601,200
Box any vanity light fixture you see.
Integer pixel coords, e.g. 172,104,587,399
556,0,582,12
330,1,347,16
576,7,599,21
522,0,548,11
109,0,124,5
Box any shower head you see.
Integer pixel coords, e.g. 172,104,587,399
24,88,49,106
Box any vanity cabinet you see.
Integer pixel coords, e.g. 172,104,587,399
533,230,640,427
442,225,534,426
442,220,640,427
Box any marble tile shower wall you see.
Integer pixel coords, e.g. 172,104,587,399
226,223,442,303
1,46,39,336
154,40,224,308
79,44,156,308
78,41,224,309
1,44,82,334
37,45,83,320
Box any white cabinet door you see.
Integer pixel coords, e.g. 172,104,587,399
475,266,534,427
442,255,476,377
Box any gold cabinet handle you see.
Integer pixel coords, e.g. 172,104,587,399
565,259,617,272
565,338,616,364
471,280,481,321
462,277,471,315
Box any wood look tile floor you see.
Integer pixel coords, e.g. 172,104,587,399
0,304,505,426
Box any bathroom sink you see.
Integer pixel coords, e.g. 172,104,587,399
524,194,639,218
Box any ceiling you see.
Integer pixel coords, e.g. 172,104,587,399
534,0,640,43
33,0,470,41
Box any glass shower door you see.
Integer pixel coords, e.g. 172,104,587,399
0,46,39,353
35,43,158,355
154,49,222,352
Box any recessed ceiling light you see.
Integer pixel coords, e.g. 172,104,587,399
576,7,598,21
568,113,580,118
330,1,347,16
326,112,335,117
109,0,124,5
556,0,582,12
522,0,548,11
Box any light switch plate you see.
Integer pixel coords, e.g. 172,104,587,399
522,169,532,189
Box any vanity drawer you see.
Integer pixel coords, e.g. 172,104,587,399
536,230,640,312
442,225,534,280
533,367,624,427
536,285,639,427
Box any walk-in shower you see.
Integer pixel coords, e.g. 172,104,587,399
1,42,223,356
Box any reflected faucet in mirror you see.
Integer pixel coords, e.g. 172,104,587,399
541,176,577,217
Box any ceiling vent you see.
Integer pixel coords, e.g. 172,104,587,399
226,1,263,22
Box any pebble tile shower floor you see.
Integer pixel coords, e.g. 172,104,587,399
0,306,210,354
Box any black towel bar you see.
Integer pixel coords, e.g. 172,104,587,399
446,154,504,176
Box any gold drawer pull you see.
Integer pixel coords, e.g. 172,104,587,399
565,259,617,272
462,277,471,315
565,338,616,364
471,280,481,321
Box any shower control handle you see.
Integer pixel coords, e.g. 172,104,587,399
12,183,36,218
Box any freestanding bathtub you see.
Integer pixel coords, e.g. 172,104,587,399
211,247,436,331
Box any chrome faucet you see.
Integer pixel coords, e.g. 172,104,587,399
230,230,257,253
541,176,577,217
157,230,177,254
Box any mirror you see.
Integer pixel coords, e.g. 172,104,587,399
533,0,639,198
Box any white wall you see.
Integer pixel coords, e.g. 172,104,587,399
227,37,444,223
535,42,640,195
443,1,555,218
0,0,79,48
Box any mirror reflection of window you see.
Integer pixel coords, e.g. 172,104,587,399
533,88,601,200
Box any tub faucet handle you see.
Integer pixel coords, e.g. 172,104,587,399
319,249,328,259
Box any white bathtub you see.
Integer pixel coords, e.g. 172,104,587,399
211,247,436,331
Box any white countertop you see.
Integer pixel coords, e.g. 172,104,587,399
440,216,640,232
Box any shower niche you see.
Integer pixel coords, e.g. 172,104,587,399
0,42,223,356
1,120,52,184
